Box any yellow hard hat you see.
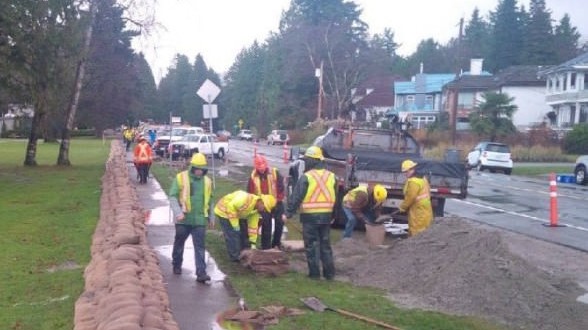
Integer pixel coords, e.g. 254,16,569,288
304,146,324,160
373,184,387,204
401,159,418,172
190,153,207,167
259,194,277,212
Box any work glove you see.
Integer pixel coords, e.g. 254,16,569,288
250,244,257,250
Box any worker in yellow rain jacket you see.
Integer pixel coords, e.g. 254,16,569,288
399,159,433,236
214,191,276,262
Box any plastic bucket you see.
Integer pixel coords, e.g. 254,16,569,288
365,223,386,247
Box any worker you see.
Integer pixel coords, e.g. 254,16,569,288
283,146,336,280
214,191,276,262
168,153,213,283
247,155,286,250
133,136,153,184
399,159,433,236
342,184,388,238
123,126,134,151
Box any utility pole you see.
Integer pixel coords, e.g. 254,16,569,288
451,17,464,146
315,60,324,121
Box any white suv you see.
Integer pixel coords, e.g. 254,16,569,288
266,129,290,145
466,142,513,175
237,129,253,141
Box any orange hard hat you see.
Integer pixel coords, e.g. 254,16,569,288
254,155,268,172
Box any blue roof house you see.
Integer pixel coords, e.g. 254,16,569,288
389,73,456,129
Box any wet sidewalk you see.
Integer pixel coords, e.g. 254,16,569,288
126,158,236,330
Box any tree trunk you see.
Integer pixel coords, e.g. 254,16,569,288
24,109,44,166
57,1,97,166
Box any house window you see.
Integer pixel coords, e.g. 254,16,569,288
563,76,567,91
570,73,577,89
584,73,588,90
555,79,560,91
547,79,553,92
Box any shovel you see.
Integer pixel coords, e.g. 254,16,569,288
300,297,402,330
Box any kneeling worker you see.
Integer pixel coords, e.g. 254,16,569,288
399,159,433,236
342,184,388,238
214,191,276,262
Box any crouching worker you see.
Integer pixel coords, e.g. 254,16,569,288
214,191,276,262
399,159,433,236
342,184,388,238
168,153,213,283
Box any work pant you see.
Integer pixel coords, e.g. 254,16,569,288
260,201,285,249
302,221,335,280
135,163,150,184
342,207,376,238
219,216,243,262
172,224,208,277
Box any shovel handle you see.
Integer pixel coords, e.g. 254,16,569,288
332,308,402,330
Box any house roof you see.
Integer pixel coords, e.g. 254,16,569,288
353,75,403,108
395,74,455,94
538,51,588,75
444,75,498,90
494,65,549,86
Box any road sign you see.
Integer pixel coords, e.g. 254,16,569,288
197,79,221,103
203,104,218,119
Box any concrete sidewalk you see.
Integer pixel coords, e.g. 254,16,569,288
127,158,236,330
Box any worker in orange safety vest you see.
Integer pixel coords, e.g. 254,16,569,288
133,136,153,184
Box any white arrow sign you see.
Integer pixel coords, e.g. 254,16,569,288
197,79,221,103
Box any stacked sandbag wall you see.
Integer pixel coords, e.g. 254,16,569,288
74,141,179,330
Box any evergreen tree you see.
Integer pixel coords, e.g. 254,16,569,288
462,8,491,65
469,91,517,141
488,0,524,72
553,14,581,62
520,0,556,64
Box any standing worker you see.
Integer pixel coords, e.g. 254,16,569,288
133,136,153,184
123,126,134,151
214,191,276,262
247,155,286,250
342,184,388,238
398,159,433,236
168,153,213,283
283,146,336,280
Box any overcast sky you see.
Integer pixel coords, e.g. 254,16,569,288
131,0,588,81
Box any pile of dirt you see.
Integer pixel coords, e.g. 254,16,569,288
330,216,588,330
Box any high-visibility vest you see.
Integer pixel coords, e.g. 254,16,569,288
301,169,336,214
343,185,368,203
134,142,152,163
177,171,212,215
250,168,279,198
214,191,257,221
403,177,431,204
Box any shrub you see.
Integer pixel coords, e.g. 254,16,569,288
562,124,588,154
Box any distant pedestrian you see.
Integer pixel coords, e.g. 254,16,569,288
168,153,213,283
284,146,336,280
214,191,276,262
342,184,387,238
399,159,433,236
247,155,286,249
148,129,157,145
133,136,153,184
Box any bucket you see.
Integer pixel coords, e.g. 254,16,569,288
365,223,386,247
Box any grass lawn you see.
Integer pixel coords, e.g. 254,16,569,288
0,138,110,330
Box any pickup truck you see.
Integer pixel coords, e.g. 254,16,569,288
288,125,469,226
153,126,205,157
168,133,229,160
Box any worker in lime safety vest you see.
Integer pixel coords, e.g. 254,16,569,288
168,153,213,283
214,191,276,262
342,184,388,238
399,159,433,236
284,146,337,280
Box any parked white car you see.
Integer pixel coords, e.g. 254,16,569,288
266,129,290,145
574,155,588,185
466,142,513,175
237,129,253,141
169,133,229,160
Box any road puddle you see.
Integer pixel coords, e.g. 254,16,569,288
212,308,264,330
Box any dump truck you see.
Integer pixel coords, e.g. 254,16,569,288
287,124,468,227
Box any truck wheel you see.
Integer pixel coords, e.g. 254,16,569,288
215,148,225,159
433,198,446,217
575,165,587,185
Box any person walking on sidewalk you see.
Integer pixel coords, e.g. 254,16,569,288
168,153,213,283
214,191,276,262
342,184,388,238
247,155,286,250
133,136,153,184
283,146,336,280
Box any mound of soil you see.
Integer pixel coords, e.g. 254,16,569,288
326,217,588,330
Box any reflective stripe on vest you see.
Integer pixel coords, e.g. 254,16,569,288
301,169,336,213
177,171,212,215
251,168,278,198
136,143,151,163
405,177,431,203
